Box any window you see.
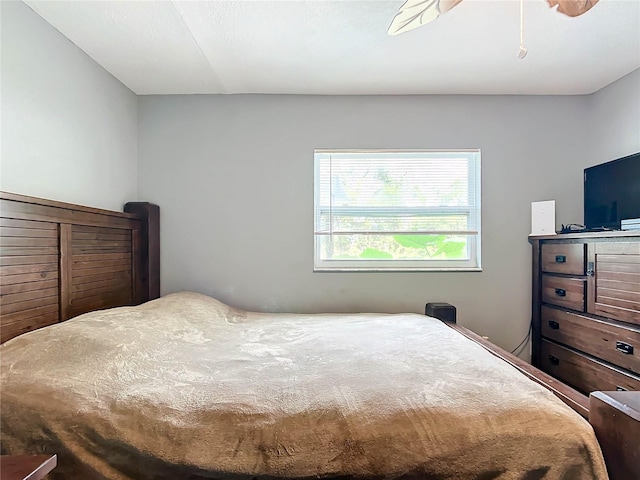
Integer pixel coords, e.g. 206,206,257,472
314,149,481,271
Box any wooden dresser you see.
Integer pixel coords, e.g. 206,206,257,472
530,231,640,394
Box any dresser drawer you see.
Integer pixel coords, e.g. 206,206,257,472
541,306,640,375
541,339,640,393
542,276,585,311
541,243,585,275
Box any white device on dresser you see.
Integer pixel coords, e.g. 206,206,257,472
530,200,556,236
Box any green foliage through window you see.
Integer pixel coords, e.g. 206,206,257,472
393,235,466,259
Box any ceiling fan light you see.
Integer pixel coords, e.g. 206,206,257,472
388,0,601,36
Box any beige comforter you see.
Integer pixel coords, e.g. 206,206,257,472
1,292,607,479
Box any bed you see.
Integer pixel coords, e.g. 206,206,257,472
0,193,623,479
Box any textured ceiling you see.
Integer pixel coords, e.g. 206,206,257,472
24,0,640,95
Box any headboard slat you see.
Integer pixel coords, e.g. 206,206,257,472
0,192,159,343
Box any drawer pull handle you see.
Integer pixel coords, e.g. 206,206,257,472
555,255,567,263
548,355,560,366
616,386,628,391
554,288,566,297
548,320,560,330
616,342,634,355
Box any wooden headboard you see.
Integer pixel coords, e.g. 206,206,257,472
0,192,160,343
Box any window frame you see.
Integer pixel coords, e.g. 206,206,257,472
313,149,482,272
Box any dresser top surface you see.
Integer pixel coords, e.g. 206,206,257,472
530,230,640,241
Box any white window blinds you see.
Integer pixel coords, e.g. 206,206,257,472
313,149,481,271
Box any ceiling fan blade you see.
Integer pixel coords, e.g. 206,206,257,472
546,0,599,17
388,0,463,36
438,0,464,15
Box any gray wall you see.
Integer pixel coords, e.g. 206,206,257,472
0,1,138,211
138,93,600,353
588,69,640,165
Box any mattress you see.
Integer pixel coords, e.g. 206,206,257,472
0,292,608,479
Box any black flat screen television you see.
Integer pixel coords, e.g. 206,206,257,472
584,152,640,230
